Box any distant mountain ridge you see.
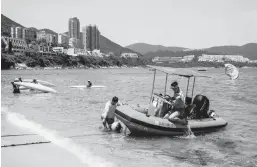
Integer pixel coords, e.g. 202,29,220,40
126,43,186,54
127,42,257,60
204,43,257,60
1,14,139,56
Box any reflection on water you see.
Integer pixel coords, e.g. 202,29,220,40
1,68,257,167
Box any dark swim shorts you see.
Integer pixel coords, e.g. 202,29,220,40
105,118,115,125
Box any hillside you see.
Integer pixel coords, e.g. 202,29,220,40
1,14,24,36
39,28,58,35
126,43,186,54
99,35,140,55
205,43,257,60
128,41,257,60
1,14,59,36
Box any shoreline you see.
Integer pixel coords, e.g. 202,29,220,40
5,64,147,70
4,62,257,71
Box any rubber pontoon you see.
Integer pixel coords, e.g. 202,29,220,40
115,105,227,136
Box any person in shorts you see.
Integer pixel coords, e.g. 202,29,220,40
101,96,122,130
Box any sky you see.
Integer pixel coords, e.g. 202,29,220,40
1,0,257,49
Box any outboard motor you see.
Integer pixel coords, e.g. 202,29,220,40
192,94,210,119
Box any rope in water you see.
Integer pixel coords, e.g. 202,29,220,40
1,141,51,148
1,134,37,137
1,132,109,148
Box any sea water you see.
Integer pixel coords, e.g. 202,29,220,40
1,67,257,167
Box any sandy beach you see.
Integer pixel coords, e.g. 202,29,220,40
1,120,86,167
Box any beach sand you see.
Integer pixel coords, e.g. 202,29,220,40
1,121,86,167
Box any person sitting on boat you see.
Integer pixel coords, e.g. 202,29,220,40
101,96,124,131
168,81,185,102
164,96,187,125
87,80,92,88
158,81,185,117
18,77,23,82
11,78,21,94
31,79,38,84
163,82,187,124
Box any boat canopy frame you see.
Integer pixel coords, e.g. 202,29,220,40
147,65,211,105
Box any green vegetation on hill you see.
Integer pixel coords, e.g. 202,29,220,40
126,43,186,54
1,53,150,70
205,43,257,60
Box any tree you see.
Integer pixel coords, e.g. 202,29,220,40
37,38,47,45
8,41,13,54
1,40,6,53
25,39,32,44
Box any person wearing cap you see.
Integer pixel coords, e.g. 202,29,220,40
101,96,122,130
87,80,92,88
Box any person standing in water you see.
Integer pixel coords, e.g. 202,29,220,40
87,80,92,88
101,96,123,131
11,78,21,93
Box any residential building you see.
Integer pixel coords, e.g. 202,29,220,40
58,33,69,45
1,36,27,55
68,17,80,39
22,28,37,43
198,54,250,63
181,55,195,62
52,47,64,53
11,27,22,39
78,32,83,49
37,30,57,46
69,37,79,48
83,25,100,51
152,56,182,63
121,53,139,58
169,57,183,63
82,26,89,50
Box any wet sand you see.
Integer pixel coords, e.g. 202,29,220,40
1,121,85,167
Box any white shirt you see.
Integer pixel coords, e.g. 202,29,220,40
101,101,121,119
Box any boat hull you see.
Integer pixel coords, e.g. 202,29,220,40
115,105,227,136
